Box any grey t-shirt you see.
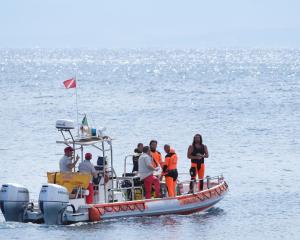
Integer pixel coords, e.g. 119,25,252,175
59,155,72,172
138,153,153,180
78,160,96,175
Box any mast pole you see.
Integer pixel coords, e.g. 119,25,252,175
75,76,79,136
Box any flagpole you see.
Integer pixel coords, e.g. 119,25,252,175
75,76,79,136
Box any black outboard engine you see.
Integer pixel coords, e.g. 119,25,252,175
0,183,29,222
38,184,69,225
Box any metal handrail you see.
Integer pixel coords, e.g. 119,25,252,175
111,176,144,201
108,174,224,201
114,189,144,202
176,175,224,192
123,154,135,175
177,175,223,184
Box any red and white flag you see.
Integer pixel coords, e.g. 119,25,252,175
63,77,76,89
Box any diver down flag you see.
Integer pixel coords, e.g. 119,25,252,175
63,78,76,89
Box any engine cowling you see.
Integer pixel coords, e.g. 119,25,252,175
39,184,69,225
0,183,29,222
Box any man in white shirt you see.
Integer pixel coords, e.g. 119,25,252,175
78,153,97,177
59,146,79,172
138,146,161,199
78,152,98,204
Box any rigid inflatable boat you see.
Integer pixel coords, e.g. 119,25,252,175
0,119,228,225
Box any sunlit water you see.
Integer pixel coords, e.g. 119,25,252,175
0,49,299,239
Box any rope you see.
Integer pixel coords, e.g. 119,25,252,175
202,192,211,199
136,203,145,212
214,187,221,196
94,202,146,215
194,193,205,202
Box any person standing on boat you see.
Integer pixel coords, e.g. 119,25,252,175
78,152,98,204
59,146,80,172
187,134,209,192
150,140,162,168
138,146,161,199
162,145,178,197
132,143,143,173
78,153,98,178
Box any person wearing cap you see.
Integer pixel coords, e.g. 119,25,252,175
78,153,97,177
78,152,97,204
59,146,80,172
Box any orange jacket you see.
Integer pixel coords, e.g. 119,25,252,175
151,150,162,167
164,149,177,171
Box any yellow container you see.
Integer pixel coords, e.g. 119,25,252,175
134,188,143,200
47,172,90,193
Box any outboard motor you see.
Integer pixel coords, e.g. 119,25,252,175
38,184,69,225
0,183,29,222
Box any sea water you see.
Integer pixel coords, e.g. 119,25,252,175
0,49,299,239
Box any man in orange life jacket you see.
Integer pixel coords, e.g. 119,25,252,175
150,140,162,168
187,134,209,192
162,144,178,197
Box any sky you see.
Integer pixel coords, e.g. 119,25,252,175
0,0,300,48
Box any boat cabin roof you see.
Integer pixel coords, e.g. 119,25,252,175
56,136,113,146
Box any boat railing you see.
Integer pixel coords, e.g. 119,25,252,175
123,154,136,175
176,174,224,193
123,155,224,186
117,153,225,199
109,174,224,202
109,176,144,202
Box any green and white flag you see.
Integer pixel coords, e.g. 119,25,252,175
82,115,88,126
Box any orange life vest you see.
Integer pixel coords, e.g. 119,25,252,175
164,149,177,170
151,150,162,167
